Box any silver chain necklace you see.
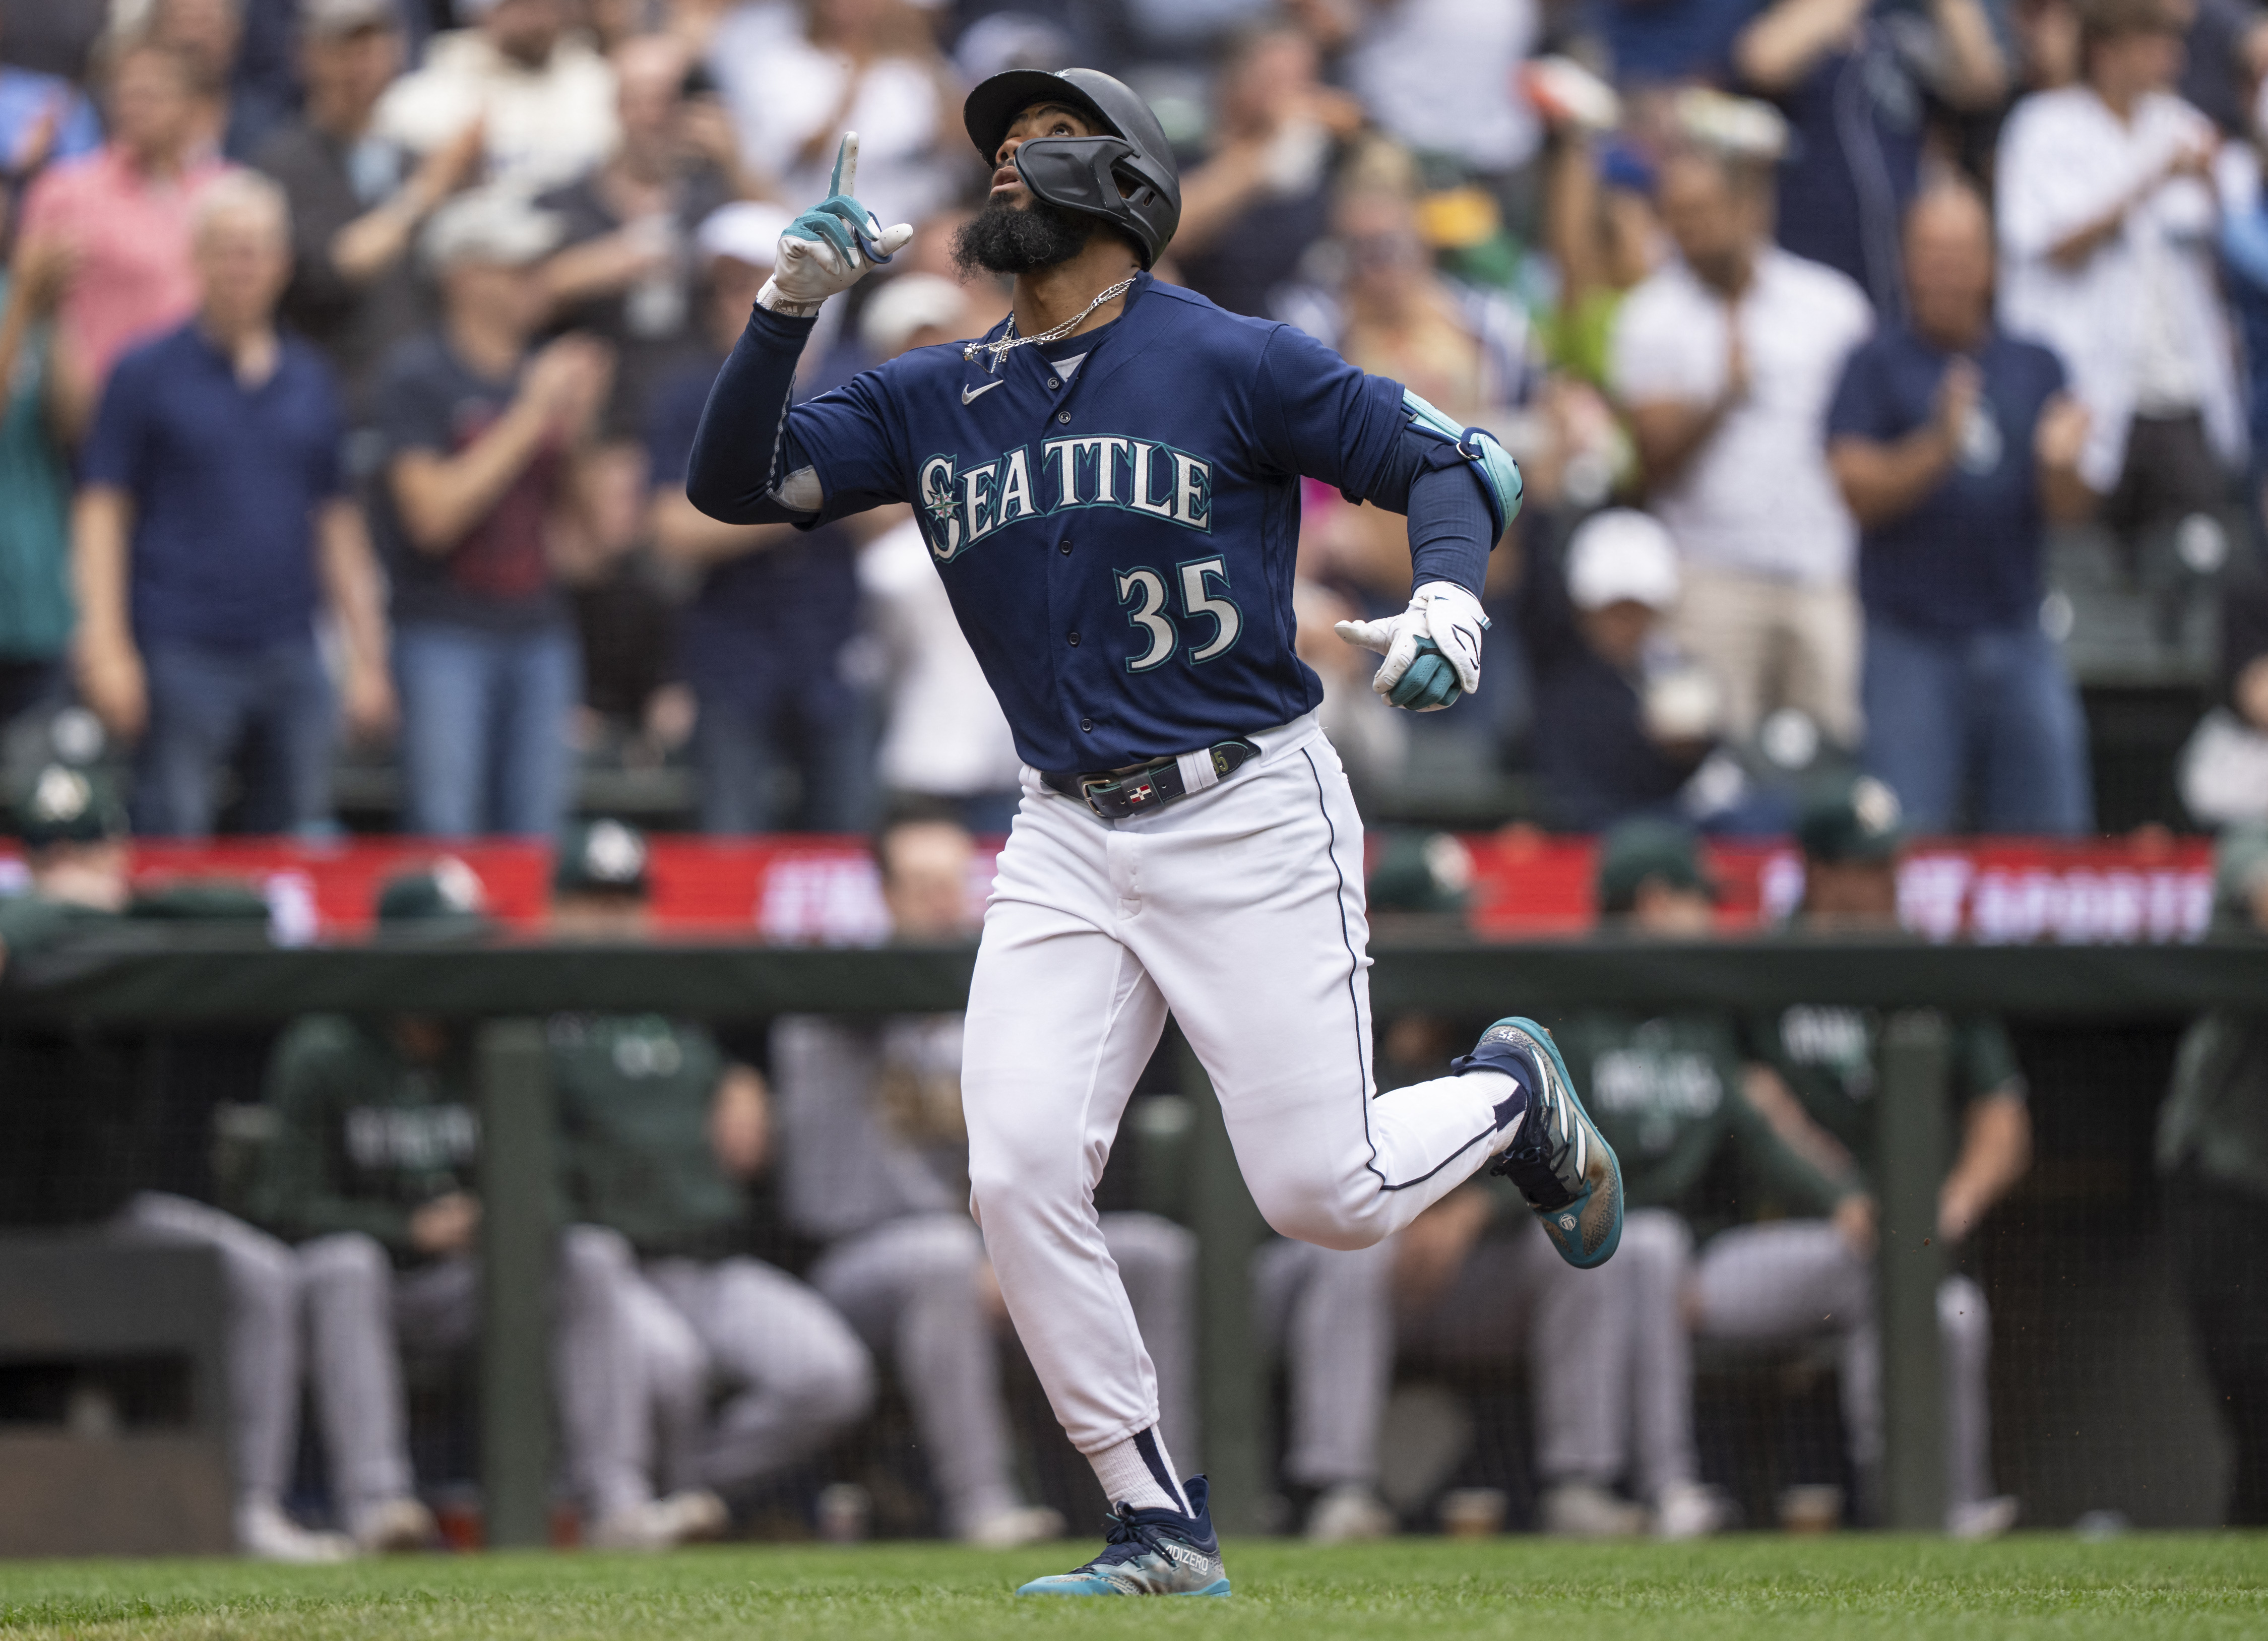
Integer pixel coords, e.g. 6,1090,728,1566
963,277,1137,365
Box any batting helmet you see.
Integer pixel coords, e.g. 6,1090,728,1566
962,68,1181,269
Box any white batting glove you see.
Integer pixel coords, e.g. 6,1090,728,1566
758,132,915,317
1335,581,1489,712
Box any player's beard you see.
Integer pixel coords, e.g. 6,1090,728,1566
952,194,1094,276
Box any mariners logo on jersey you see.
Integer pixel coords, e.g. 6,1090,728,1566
917,436,1214,562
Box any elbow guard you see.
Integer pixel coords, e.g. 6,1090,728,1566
1403,389,1524,540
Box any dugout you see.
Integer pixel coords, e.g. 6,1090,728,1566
3,930,2262,1545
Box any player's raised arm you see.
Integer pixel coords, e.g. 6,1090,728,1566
684,134,912,524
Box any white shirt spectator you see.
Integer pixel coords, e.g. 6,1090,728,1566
858,516,1024,800
709,4,958,232
1996,84,2243,491
1346,0,1541,177
1608,246,1872,587
372,28,616,200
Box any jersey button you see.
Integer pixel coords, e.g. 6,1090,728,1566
1080,717,1093,732
1046,376,1061,389
1067,630,1081,646
1056,410,1072,423
1058,539,1073,555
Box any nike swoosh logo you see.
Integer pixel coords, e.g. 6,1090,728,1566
961,381,1002,405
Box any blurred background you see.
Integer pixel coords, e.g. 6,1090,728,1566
2,0,2268,1568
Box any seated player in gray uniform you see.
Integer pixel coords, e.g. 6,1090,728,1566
1565,819,1868,1539
546,820,874,1511
1719,780,2029,1537
0,768,365,1562
771,801,1196,1546
250,864,717,1550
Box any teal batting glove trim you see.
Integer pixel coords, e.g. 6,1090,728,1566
1388,640,1464,711
783,198,897,267
1403,388,1524,539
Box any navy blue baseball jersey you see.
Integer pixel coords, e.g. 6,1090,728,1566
784,275,1410,773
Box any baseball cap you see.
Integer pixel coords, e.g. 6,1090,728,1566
1797,776,1907,865
12,764,127,849
375,857,493,934
1565,509,1680,613
300,0,399,38
696,201,791,270
553,817,650,898
422,190,562,273
1595,818,1713,915
1367,831,1474,918
860,274,969,358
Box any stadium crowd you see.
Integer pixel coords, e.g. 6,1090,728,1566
6,0,2268,1565
3,0,2268,838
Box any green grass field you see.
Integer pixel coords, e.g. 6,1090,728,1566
2,1536,2264,1640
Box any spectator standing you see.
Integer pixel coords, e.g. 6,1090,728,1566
2158,822,2268,1525
710,0,962,233
1826,185,2098,834
372,191,609,838
256,0,480,419
645,202,867,833
546,820,873,1512
1171,23,1361,321
72,173,392,837
373,0,617,201
1995,0,2242,579
1610,144,1873,744
2178,573,2268,823
1732,0,2007,312
0,230,76,732
1343,0,1541,221
0,5,102,178
537,33,742,434
18,39,234,443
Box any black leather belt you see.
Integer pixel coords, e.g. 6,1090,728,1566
1041,738,1261,820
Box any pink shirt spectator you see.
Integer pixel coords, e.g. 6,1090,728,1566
18,144,234,391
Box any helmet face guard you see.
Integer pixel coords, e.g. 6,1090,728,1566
1012,135,1174,267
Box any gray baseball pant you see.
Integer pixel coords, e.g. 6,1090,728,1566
808,1213,1027,1535
633,1256,875,1495
298,1223,653,1519
1252,1235,1398,1489
1397,1219,1626,1486
1688,1217,1996,1509
112,1192,300,1508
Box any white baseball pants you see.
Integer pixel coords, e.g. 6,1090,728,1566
962,713,1519,1457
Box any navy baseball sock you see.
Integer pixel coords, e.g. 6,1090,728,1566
1452,1046,1536,1152
1089,1426,1191,1517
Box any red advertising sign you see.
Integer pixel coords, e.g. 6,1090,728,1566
0,834,2219,946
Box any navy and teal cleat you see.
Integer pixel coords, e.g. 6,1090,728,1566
1015,1477,1231,1597
1456,1017,1623,1269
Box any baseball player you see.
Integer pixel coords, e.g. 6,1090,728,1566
686,67,1622,1595
771,801,1196,1546
1711,781,2027,1536
546,820,874,1513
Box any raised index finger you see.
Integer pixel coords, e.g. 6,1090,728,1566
830,131,859,199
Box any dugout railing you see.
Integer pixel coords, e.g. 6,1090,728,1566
5,932,2264,1542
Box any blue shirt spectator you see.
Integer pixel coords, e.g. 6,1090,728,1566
0,62,101,174
83,322,345,648
72,173,391,839
1823,185,2094,835
1828,324,2066,632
